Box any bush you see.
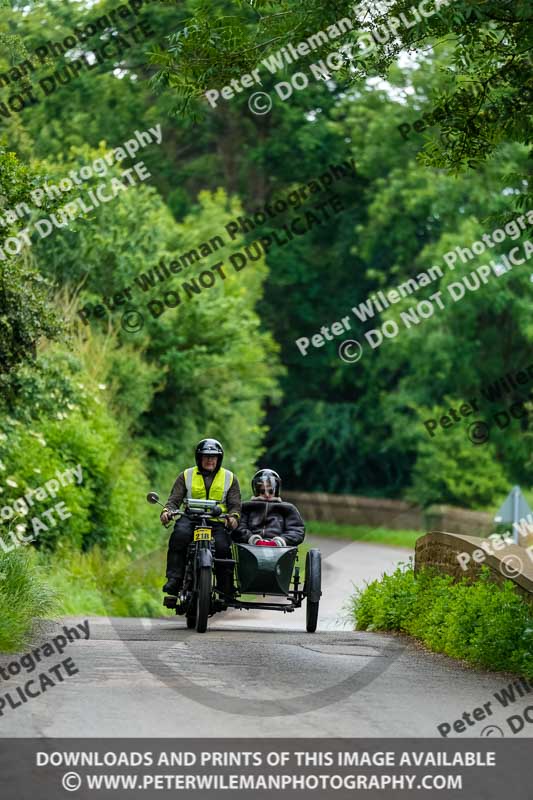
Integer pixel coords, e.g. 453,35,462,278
0,147,62,385
37,545,169,618
407,412,510,509
351,562,533,677
0,547,57,652
0,327,158,554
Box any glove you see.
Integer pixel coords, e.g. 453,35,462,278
160,509,172,525
226,516,238,530
248,534,261,545
272,537,286,547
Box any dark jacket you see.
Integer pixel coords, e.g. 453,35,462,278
165,468,241,517
233,497,305,546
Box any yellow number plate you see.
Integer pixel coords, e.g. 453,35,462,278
194,528,212,541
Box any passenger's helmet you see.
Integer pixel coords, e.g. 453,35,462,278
195,438,224,472
252,468,281,498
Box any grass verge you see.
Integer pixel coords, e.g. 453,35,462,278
0,547,57,652
351,561,533,678
4,538,312,636
307,521,419,548
36,546,170,618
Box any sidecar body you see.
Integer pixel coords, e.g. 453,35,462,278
234,542,298,595
219,541,322,632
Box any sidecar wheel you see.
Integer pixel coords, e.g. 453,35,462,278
306,599,319,633
305,549,321,633
196,567,212,633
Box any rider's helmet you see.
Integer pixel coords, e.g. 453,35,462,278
252,468,281,498
195,438,224,472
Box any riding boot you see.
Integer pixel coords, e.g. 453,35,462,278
164,550,184,595
163,575,183,595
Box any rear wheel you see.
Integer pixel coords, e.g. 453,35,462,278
195,567,212,633
305,549,321,633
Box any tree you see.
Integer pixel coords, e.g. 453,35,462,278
150,0,532,180
0,147,61,389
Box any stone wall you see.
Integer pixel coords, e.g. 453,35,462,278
415,531,533,603
284,491,493,535
424,505,493,537
283,491,423,530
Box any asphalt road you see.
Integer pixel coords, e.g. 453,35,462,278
1,536,531,738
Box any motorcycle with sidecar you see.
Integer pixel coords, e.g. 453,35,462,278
147,492,321,634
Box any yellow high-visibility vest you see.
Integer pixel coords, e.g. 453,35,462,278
184,466,233,518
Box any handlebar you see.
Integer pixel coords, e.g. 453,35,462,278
147,491,231,526
162,507,230,526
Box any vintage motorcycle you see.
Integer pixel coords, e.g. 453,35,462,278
147,492,321,634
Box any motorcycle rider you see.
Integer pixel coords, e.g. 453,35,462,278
160,438,241,596
233,469,305,547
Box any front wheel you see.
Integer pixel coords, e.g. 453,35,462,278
195,566,212,633
305,549,321,633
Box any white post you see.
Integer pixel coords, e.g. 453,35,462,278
513,486,520,545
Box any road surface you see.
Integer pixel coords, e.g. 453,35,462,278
0,536,529,738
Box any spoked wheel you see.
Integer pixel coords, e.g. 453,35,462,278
195,566,212,633
305,549,321,633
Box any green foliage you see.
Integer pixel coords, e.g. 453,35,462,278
154,0,532,175
24,135,283,488
132,188,283,485
0,324,158,554
407,409,510,508
262,71,531,500
0,147,62,383
0,0,531,636
2,0,528,506
150,0,357,112
0,14,283,616
37,545,169,618
352,563,533,676
0,546,57,652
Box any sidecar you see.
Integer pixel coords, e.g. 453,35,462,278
152,492,322,633
227,541,322,633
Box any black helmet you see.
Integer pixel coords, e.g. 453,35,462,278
252,468,281,498
195,438,224,472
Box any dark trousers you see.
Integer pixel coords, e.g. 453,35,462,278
166,516,234,590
